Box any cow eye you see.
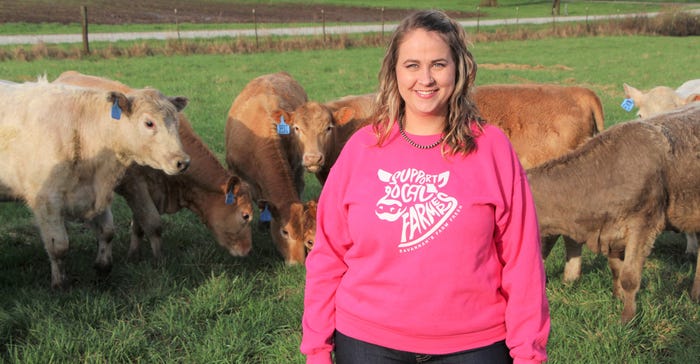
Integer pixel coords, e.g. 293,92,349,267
326,125,333,132
145,120,154,128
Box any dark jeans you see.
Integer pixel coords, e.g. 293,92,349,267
334,331,513,364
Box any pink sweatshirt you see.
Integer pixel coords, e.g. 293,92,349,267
301,123,550,364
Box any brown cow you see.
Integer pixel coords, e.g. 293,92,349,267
474,83,605,169
0,79,189,288
529,103,700,323
225,72,316,265
53,71,254,260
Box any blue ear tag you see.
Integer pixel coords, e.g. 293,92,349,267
276,115,290,135
111,99,122,120
621,98,635,112
260,204,272,222
225,190,236,205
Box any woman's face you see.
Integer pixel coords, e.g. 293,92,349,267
395,28,456,132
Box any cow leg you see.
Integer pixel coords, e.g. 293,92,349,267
691,249,700,301
127,220,144,260
607,249,624,300
617,234,655,324
540,235,559,260
685,232,699,256
90,208,115,276
33,204,70,289
562,236,583,283
120,181,164,261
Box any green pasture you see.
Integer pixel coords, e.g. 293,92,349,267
0,34,699,363
3,0,697,35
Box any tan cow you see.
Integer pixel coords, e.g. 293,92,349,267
53,71,254,260
225,72,316,265
0,79,189,288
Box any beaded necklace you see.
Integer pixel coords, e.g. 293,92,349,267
398,124,444,149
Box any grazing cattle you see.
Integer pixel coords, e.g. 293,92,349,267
623,80,700,119
225,72,316,265
53,71,254,260
474,83,605,169
623,80,700,255
0,79,189,288
529,103,700,323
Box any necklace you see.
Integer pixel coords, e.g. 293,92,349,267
399,125,444,149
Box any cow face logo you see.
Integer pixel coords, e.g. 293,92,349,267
375,168,460,252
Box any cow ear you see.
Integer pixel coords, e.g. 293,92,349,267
305,200,317,217
107,91,133,116
623,83,641,100
221,175,241,196
684,93,700,104
169,96,188,112
333,107,356,125
271,110,292,125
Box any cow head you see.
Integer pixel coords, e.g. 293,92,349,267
265,200,317,265
623,83,692,119
203,176,254,257
272,103,355,173
109,89,190,175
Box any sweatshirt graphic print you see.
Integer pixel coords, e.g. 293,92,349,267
375,168,461,252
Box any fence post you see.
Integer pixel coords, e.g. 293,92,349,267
81,5,90,55
322,9,326,45
476,6,480,33
174,8,180,40
253,9,259,49
381,7,385,42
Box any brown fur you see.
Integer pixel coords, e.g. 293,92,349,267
529,103,700,323
474,83,605,169
54,71,254,260
225,72,313,265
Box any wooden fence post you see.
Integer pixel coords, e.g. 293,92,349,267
81,5,90,55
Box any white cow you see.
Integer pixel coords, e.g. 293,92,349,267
0,79,190,288
623,79,700,255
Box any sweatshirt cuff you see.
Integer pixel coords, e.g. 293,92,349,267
305,351,332,364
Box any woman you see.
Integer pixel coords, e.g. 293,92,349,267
301,9,550,364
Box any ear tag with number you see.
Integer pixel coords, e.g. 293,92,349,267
111,99,122,120
620,98,634,112
260,204,272,222
277,115,290,135
225,190,236,205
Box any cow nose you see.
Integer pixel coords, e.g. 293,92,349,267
304,154,324,165
177,157,190,173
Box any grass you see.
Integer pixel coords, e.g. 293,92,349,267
0,35,699,363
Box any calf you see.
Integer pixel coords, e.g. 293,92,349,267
225,72,316,264
624,80,700,255
529,103,700,322
54,71,254,260
0,79,189,288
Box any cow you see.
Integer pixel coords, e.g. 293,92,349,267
623,79,700,256
528,103,700,323
53,71,254,260
0,79,190,288
473,83,605,169
225,72,316,265
623,80,700,119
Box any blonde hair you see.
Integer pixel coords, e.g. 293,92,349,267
372,9,483,156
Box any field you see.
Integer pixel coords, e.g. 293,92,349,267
1,1,700,364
